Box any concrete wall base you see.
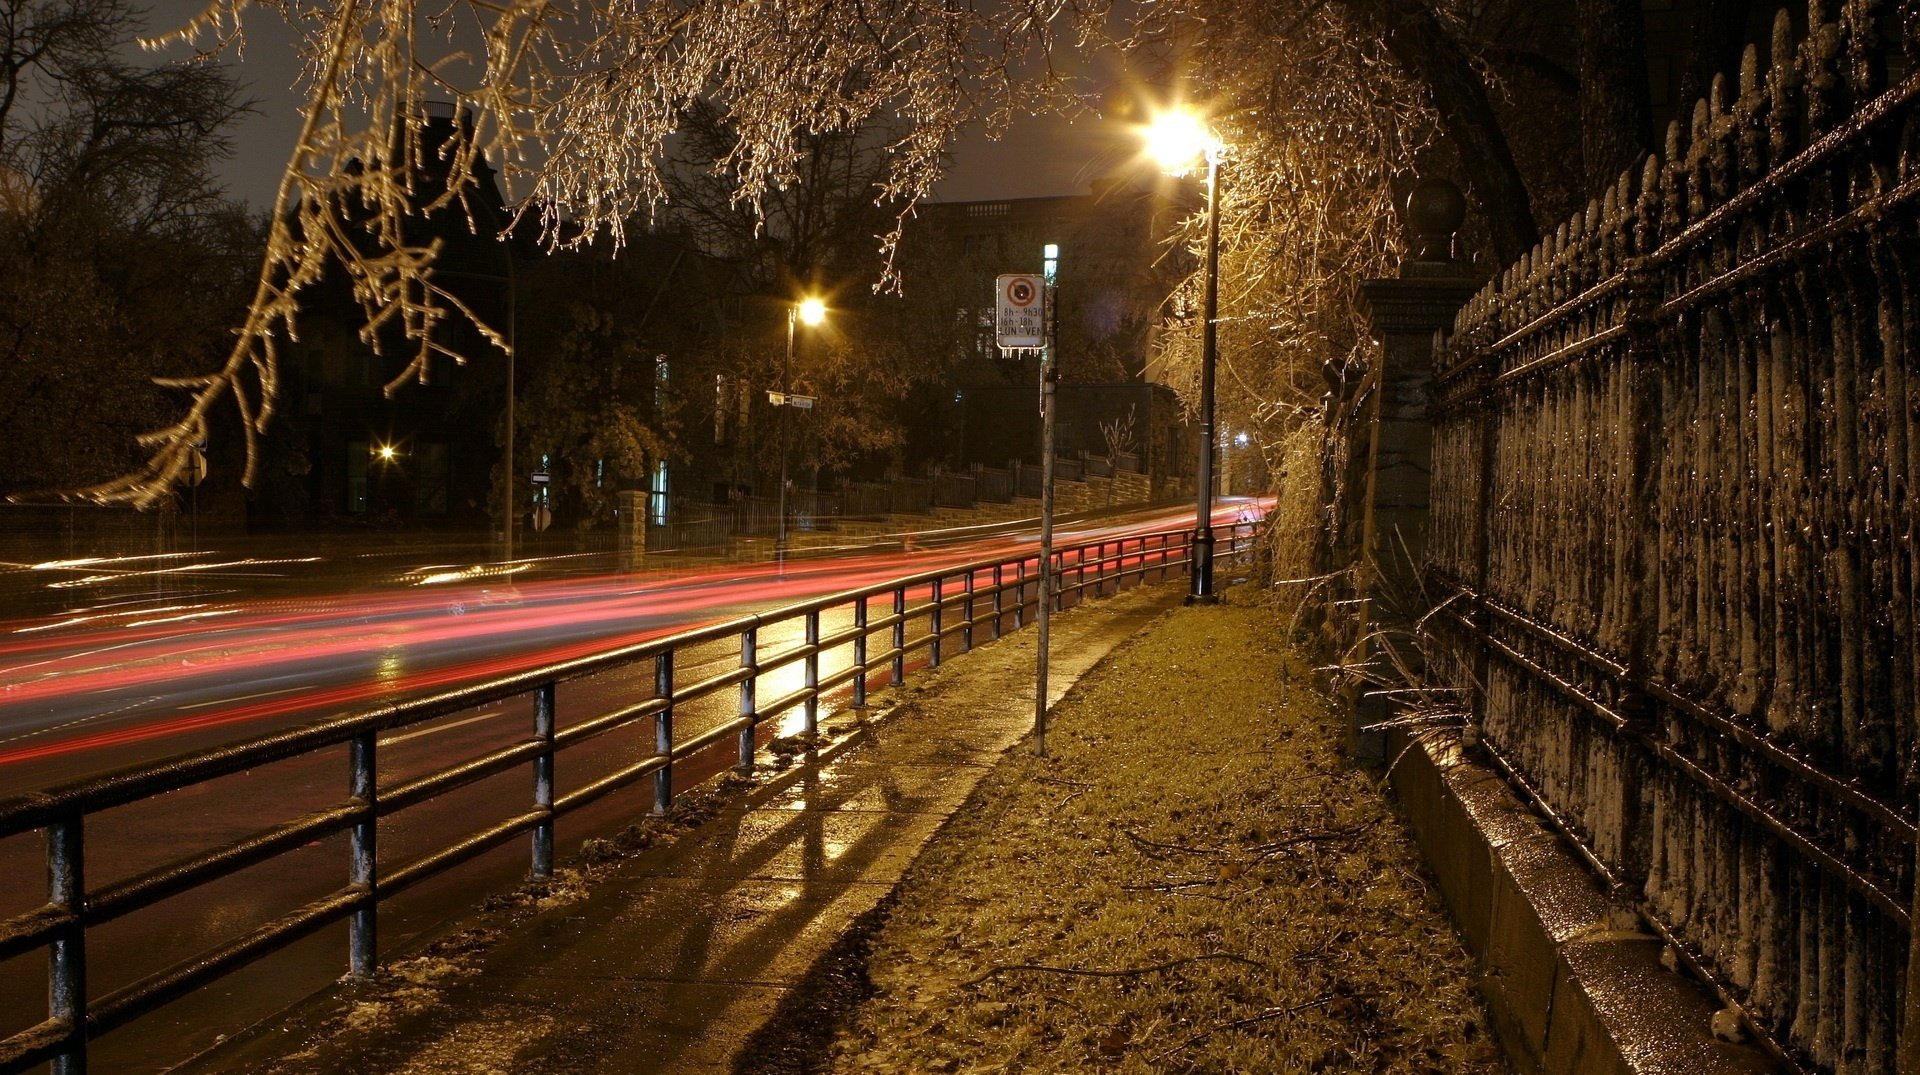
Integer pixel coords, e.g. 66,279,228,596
1384,727,1780,1075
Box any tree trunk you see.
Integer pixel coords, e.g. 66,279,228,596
1339,0,1541,266
1577,0,1655,196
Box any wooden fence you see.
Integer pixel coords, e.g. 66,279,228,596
1425,6,1917,1071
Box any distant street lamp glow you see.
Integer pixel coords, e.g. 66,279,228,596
778,297,829,563
1143,106,1225,604
375,444,399,462
1143,109,1222,177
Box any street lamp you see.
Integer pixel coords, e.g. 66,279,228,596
1144,107,1225,604
776,297,827,563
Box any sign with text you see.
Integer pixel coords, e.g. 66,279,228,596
995,274,1046,349
768,391,817,410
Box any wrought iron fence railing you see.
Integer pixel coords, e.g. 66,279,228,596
0,521,1255,1075
1424,8,1919,1070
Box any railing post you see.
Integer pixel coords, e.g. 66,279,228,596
1014,559,1027,628
991,565,1004,640
804,609,820,742
654,650,675,815
852,597,869,710
963,570,976,652
49,814,85,1075
348,731,377,980
531,681,556,880
891,587,906,686
738,626,758,773
929,577,944,669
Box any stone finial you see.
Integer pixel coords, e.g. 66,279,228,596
1402,178,1468,278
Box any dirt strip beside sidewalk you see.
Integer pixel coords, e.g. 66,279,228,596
811,592,1507,1075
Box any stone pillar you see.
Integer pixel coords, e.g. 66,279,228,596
617,490,648,571
1345,179,1478,760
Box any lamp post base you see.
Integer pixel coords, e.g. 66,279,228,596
1186,529,1218,604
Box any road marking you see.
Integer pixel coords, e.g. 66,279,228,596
380,709,506,747
179,686,305,710
0,695,167,749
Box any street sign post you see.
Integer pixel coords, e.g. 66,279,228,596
995,268,1055,755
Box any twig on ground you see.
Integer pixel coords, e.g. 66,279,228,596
1122,829,1225,859
1246,821,1376,858
1119,877,1219,893
1035,775,1094,790
1148,995,1341,1062
962,952,1265,989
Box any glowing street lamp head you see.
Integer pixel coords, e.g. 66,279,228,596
375,443,398,462
796,297,827,326
1143,109,1221,177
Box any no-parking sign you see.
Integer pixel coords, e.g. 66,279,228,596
995,274,1046,349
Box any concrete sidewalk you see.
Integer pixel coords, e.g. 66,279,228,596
184,582,1187,1075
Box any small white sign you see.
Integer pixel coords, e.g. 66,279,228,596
768,391,817,410
995,274,1046,349
530,470,549,485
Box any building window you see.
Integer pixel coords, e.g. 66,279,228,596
649,461,669,525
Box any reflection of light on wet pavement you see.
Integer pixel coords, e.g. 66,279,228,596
379,709,506,747
0,500,1275,772
404,563,533,587
36,555,323,590
17,604,207,634
126,609,240,628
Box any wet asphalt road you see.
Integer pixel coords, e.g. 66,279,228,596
0,503,1257,1075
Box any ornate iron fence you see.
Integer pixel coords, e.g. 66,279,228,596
1427,6,1917,1071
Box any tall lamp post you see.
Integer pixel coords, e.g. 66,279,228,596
775,296,827,563
1145,109,1225,604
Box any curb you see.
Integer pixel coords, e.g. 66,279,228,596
1385,728,1780,1075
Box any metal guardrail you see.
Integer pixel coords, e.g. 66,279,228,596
0,521,1255,1074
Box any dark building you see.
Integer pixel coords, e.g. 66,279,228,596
912,181,1192,488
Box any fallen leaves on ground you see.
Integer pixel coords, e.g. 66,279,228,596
825,591,1507,1074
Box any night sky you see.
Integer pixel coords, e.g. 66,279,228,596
139,0,1128,211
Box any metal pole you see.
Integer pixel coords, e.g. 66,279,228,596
348,732,377,979
804,609,820,742
1036,299,1057,757
777,308,793,565
930,577,944,668
852,597,869,710
504,252,517,563
654,651,674,815
49,815,85,1075
1188,153,1222,604
737,626,758,773
531,682,556,879
891,586,906,685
